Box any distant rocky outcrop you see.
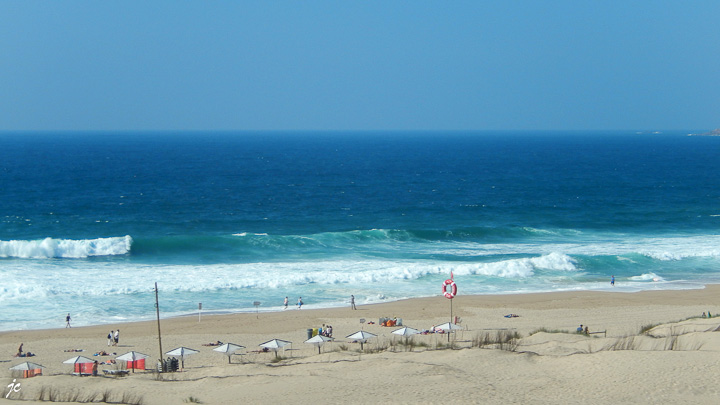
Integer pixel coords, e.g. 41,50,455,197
688,128,720,136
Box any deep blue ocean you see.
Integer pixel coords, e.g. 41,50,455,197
2,131,720,330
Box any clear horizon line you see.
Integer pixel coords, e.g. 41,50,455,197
0,128,707,134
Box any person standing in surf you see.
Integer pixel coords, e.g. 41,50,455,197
611,275,615,286
297,297,303,310
283,296,288,310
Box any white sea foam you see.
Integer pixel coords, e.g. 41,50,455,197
446,253,577,278
640,249,720,261
0,236,132,258
426,235,720,260
629,273,665,282
0,253,577,302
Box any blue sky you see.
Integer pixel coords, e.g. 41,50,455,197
1,1,718,131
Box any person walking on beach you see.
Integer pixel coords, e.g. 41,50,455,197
284,296,288,310
297,297,303,310
108,331,114,346
65,313,71,328
350,295,356,310
611,275,615,286
113,330,119,346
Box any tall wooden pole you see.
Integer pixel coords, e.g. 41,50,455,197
155,282,163,370
448,298,453,343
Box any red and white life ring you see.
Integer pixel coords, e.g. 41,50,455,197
442,279,457,299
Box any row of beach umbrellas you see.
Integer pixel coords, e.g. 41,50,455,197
9,323,462,374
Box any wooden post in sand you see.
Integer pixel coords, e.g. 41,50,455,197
155,282,163,371
449,298,453,343
447,298,453,343
450,298,453,326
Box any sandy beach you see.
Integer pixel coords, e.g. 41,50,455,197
2,286,720,404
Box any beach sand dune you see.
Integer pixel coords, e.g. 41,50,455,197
2,287,719,404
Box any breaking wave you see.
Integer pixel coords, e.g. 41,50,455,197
0,253,578,300
629,272,665,282
0,236,132,258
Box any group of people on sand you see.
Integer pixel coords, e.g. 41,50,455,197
577,324,590,335
107,330,120,346
15,343,35,358
319,324,333,337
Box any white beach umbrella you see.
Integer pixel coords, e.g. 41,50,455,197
213,343,245,364
10,361,45,371
304,334,334,354
346,330,377,350
259,339,292,350
166,347,199,369
434,322,463,342
9,361,45,378
392,327,421,346
116,351,150,372
346,330,377,340
259,339,292,358
166,347,199,357
116,351,150,361
435,322,462,332
63,356,96,376
391,327,420,337
63,356,95,364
